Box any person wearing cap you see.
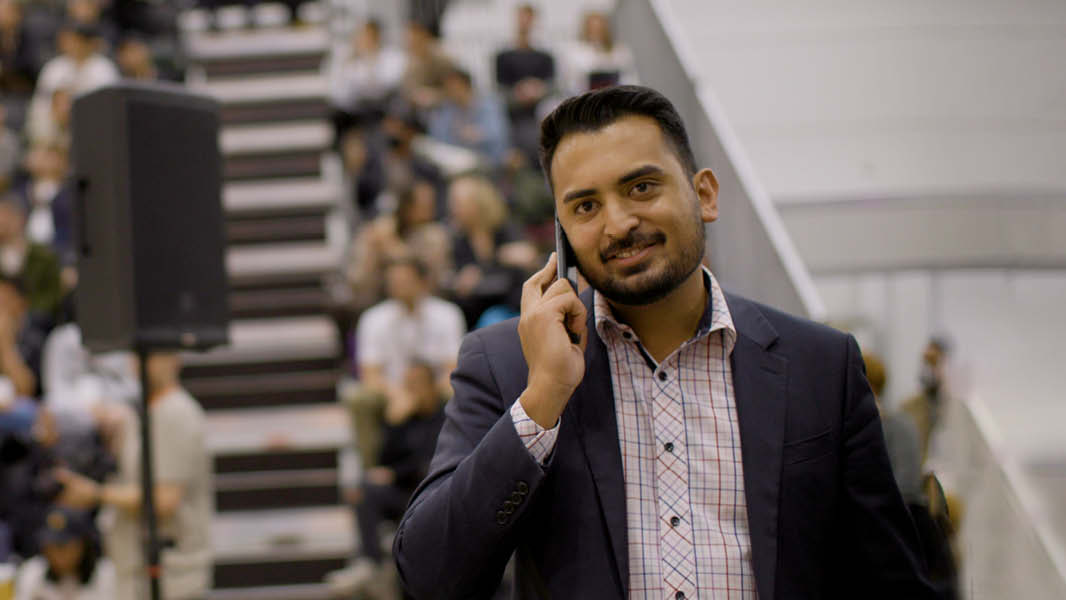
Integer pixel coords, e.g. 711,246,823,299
13,506,115,600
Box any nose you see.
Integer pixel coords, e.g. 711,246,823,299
602,197,639,240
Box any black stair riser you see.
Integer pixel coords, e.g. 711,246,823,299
197,387,335,410
222,100,330,125
214,557,347,589
225,153,322,180
203,54,325,79
216,485,340,512
185,358,336,379
215,449,337,475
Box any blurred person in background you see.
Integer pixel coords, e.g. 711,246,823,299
345,180,452,315
338,121,387,218
25,87,72,150
114,35,155,81
863,352,923,505
446,173,538,328
54,353,212,600
17,142,74,267
0,276,48,397
25,22,117,147
428,67,510,169
0,0,43,98
329,361,446,597
343,256,463,469
903,337,952,463
559,10,636,96
1,403,63,561
0,198,63,322
494,3,555,166
401,19,456,111
13,506,115,600
0,106,20,193
324,18,406,132
65,0,117,51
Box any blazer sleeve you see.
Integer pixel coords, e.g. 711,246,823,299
393,330,548,600
836,334,939,598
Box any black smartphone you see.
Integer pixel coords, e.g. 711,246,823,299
555,218,578,292
554,219,581,344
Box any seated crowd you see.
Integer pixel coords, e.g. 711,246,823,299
1,1,212,599
1,0,641,597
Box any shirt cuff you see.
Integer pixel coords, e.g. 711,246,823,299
510,398,560,466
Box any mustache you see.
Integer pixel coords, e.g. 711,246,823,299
600,230,666,261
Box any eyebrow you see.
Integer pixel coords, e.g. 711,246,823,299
561,165,666,205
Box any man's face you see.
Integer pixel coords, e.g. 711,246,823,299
551,115,718,306
43,538,84,575
385,263,425,305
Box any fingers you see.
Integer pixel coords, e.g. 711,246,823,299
521,252,558,308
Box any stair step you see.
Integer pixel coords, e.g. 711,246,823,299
228,286,329,320
206,403,348,457
221,99,330,125
227,242,340,281
215,468,339,512
183,315,338,367
212,506,351,588
221,121,331,156
208,583,336,600
223,178,337,215
225,151,322,180
193,73,327,105
215,448,337,475
188,368,336,410
226,214,326,245
186,27,329,62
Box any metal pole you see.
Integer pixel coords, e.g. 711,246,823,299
138,348,163,600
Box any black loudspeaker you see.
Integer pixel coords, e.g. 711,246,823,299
72,83,230,352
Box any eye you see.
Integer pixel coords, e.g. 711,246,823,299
630,181,658,196
574,200,597,215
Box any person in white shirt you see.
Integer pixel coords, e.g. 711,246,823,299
344,255,465,468
559,11,637,96
324,19,406,121
25,22,118,146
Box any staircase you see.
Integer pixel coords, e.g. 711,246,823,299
180,23,354,599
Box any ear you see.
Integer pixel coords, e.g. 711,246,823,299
692,168,719,224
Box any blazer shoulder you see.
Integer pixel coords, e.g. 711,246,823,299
725,292,851,355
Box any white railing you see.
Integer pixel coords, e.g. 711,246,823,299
943,396,1066,599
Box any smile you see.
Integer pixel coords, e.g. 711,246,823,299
607,242,657,266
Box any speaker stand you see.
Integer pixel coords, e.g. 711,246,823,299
137,347,164,600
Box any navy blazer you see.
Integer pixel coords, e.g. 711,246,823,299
395,291,936,599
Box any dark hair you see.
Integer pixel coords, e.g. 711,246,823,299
383,254,429,280
446,67,473,90
0,273,26,298
538,85,698,187
364,18,382,37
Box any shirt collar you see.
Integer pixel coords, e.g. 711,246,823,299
594,267,737,355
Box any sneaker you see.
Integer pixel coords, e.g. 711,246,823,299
325,558,379,597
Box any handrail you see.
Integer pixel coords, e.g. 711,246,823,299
950,396,1066,599
615,0,825,319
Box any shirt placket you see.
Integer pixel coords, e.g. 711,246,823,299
648,355,696,599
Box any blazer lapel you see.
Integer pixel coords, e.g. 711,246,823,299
725,293,788,600
566,291,629,597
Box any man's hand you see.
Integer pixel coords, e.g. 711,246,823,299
517,253,587,428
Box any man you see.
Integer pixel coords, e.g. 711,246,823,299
344,256,464,468
428,68,510,168
0,276,47,397
324,19,406,123
0,197,63,321
394,86,936,599
55,353,213,600
329,361,446,596
494,3,555,164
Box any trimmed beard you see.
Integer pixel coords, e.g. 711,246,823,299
577,218,706,306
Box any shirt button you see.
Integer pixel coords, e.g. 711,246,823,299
675,592,685,600
658,371,668,381
664,442,674,453
670,516,680,527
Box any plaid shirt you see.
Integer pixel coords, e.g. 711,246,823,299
513,269,757,599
